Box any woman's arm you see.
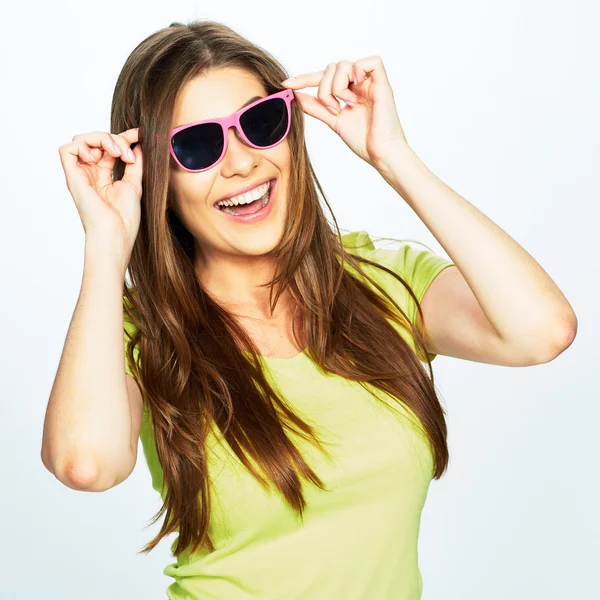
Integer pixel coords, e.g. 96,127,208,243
376,145,577,362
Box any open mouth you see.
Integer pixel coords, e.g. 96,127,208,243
214,180,275,216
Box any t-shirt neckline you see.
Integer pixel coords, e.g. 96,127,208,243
261,347,307,363
243,347,308,364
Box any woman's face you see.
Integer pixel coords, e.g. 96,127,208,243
168,67,291,266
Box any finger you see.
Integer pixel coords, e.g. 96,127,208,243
281,70,330,90
72,129,139,163
72,129,135,146
58,141,100,192
332,60,359,105
91,133,129,166
121,141,143,193
75,140,115,191
70,132,121,166
293,91,338,130
113,128,140,161
352,55,389,87
80,141,97,163
354,64,364,85
317,63,341,115
105,133,125,161
65,135,97,163
107,133,136,163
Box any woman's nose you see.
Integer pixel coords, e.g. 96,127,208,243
220,125,257,171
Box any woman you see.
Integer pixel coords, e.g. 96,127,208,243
44,19,577,600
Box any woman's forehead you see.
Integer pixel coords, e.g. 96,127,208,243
172,68,267,127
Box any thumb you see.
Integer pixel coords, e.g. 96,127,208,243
121,142,143,190
294,91,338,130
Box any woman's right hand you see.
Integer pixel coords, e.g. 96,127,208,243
58,128,144,259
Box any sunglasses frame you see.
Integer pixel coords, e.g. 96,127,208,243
168,89,296,173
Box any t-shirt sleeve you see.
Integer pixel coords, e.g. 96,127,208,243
342,230,456,362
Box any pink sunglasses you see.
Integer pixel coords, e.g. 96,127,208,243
166,89,295,173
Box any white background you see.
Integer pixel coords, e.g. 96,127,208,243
1,0,598,598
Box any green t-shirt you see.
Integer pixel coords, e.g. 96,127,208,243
124,230,455,600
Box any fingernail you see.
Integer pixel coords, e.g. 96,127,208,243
346,101,356,108
127,148,135,161
326,105,339,116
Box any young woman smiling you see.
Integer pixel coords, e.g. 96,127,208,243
44,19,577,600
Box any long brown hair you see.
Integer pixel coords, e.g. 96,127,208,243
114,19,449,557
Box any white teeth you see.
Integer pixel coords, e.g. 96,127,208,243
216,181,271,208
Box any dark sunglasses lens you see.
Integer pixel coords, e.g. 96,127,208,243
171,122,223,170
240,98,289,147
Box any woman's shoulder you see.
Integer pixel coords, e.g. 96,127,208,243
340,229,377,255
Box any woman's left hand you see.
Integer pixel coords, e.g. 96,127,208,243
281,56,409,170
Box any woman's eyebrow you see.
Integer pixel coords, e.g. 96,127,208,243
238,95,263,110
174,96,265,129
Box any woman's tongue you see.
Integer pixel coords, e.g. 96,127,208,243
225,198,263,215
